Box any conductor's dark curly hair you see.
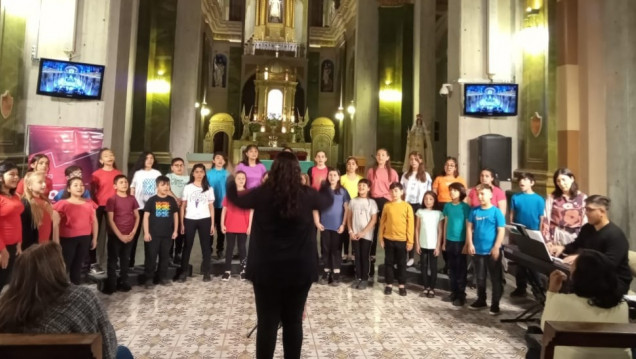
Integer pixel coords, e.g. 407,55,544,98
265,151,301,218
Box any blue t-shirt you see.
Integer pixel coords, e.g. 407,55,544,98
442,202,470,242
510,192,545,230
320,188,351,231
469,206,506,255
206,168,228,209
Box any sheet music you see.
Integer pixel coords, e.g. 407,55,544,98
524,229,546,243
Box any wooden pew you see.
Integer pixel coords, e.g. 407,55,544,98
542,321,636,359
0,333,101,359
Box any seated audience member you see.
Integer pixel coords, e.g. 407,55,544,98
549,195,632,294
540,249,630,359
0,242,132,359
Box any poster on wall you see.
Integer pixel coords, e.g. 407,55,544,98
27,125,103,201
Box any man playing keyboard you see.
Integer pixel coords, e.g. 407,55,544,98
549,195,632,295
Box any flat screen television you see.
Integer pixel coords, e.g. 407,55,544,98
36,58,105,100
463,83,518,117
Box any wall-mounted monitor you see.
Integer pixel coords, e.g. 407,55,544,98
463,83,518,117
36,58,105,100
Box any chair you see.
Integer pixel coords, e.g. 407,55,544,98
541,321,636,359
0,333,102,359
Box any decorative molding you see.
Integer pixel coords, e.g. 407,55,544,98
202,0,242,42
308,0,357,48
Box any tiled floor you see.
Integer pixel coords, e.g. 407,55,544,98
97,274,531,358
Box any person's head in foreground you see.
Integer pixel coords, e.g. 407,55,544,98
571,249,624,308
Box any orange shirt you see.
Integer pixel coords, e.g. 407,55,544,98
432,175,467,203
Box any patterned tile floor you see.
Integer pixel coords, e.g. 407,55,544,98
96,274,531,358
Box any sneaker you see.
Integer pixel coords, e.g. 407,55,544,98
159,279,172,286
203,274,212,282
144,281,154,289
176,274,187,283
398,287,407,296
221,272,231,281
357,280,368,290
384,286,392,295
510,288,528,298
239,271,247,281
117,282,132,292
427,289,436,298
319,272,329,285
469,299,488,310
452,297,466,307
489,305,501,315
420,289,430,297
216,250,224,260
442,292,457,302
406,258,415,267
90,266,105,275
101,286,115,295
329,273,340,286
351,279,361,289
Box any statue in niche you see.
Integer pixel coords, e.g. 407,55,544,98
268,0,283,23
212,54,227,88
321,60,334,92
403,114,435,174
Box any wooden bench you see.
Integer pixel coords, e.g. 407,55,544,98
542,321,636,359
0,333,102,359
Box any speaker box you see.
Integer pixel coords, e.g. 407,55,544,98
472,134,512,182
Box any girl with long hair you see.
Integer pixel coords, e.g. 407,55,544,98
16,154,53,198
0,242,130,359
235,144,267,189
314,168,350,286
226,151,333,358
128,151,162,267
432,156,467,206
20,171,59,249
466,168,507,215
220,171,252,282
53,177,99,285
340,156,363,262
415,191,444,298
542,168,587,245
0,161,24,290
401,151,432,266
177,163,215,282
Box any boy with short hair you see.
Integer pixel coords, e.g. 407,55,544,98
466,184,506,315
347,179,378,289
166,157,189,263
142,176,179,288
307,151,328,191
206,152,229,259
103,174,139,294
509,172,546,297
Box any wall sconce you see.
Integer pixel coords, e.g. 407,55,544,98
346,101,356,120
335,106,345,121
264,67,269,80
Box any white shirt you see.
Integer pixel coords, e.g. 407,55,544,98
182,183,215,220
349,197,379,240
130,169,162,208
415,209,443,249
400,171,432,205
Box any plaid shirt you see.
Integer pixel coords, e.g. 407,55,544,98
23,285,117,359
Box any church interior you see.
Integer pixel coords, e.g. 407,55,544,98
1,0,635,358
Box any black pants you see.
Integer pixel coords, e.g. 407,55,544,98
170,221,185,259
419,248,438,288
107,233,133,289
321,230,342,272
352,239,372,281
181,217,212,275
370,197,389,258
446,241,467,297
253,282,312,359
407,203,421,260
61,235,92,285
438,202,450,271
129,209,144,267
0,244,18,291
341,232,350,258
212,207,225,254
144,235,172,282
224,232,247,272
473,252,503,305
384,239,407,285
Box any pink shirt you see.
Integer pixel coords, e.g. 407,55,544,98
309,166,328,191
53,199,98,238
467,185,506,208
235,163,267,190
366,167,399,200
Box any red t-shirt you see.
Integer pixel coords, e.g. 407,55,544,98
0,194,24,250
91,168,122,206
222,197,250,233
309,166,329,191
53,199,98,238
16,176,53,199
467,185,506,208
105,194,139,235
34,197,53,243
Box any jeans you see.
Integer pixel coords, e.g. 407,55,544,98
384,239,407,285
446,241,467,297
61,235,92,285
253,282,312,359
352,239,372,281
225,232,247,272
181,217,212,275
106,233,133,289
321,230,342,272
144,235,172,282
419,248,438,288
473,251,503,305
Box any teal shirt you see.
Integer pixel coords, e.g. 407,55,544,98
443,202,470,242
206,168,228,209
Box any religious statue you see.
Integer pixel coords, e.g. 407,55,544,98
321,61,334,92
269,0,283,23
213,55,226,88
403,114,435,174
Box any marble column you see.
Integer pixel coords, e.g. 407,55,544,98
351,1,378,159
169,0,203,160
102,0,139,171
604,0,636,248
